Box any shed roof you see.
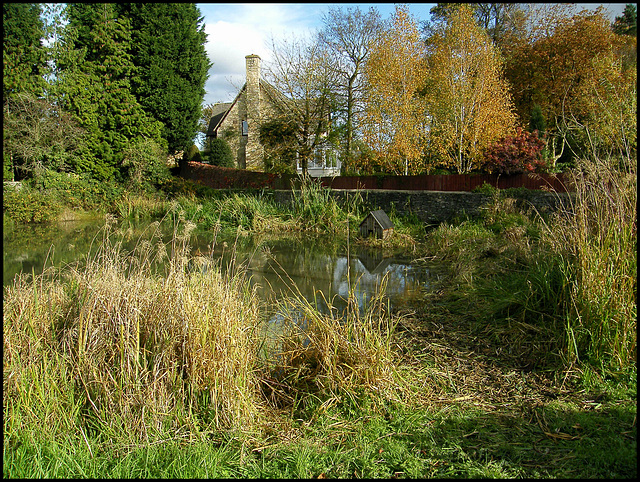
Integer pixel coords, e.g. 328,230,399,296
360,210,394,230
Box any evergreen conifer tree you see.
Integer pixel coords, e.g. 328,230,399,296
208,138,234,168
3,3,47,103
62,3,166,180
118,3,211,153
3,3,48,179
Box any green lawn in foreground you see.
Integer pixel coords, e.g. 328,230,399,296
4,386,636,478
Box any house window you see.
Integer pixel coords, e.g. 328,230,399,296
242,120,248,136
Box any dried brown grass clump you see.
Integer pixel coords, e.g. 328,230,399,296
261,275,406,410
3,216,265,438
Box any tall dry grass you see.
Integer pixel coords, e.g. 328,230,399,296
260,272,404,410
4,203,407,446
3,212,266,441
547,156,636,371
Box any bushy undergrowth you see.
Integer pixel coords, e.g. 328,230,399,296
3,184,63,223
425,158,636,375
3,170,124,223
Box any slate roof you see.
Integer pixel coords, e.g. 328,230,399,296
205,79,290,139
206,102,233,137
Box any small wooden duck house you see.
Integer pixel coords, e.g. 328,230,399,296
359,210,394,239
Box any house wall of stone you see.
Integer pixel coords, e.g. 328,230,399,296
217,95,246,168
214,54,283,171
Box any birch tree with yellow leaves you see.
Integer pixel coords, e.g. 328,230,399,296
361,4,429,175
424,4,516,173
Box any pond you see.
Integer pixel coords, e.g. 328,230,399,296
3,217,445,319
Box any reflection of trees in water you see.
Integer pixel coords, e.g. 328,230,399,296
239,240,439,325
3,220,105,286
263,255,437,325
5,220,440,320
331,256,428,313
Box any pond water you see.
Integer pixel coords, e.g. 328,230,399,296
3,217,445,318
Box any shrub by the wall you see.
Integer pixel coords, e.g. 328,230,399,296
121,138,171,190
185,144,203,163
481,127,546,175
209,138,235,168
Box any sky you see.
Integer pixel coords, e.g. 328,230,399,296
197,3,438,105
196,2,629,107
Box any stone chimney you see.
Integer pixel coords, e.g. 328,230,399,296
244,54,263,170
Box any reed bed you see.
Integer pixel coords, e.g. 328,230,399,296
114,191,171,219
260,272,406,412
3,213,266,442
4,204,406,450
290,175,364,233
545,156,637,371
423,154,636,375
212,193,296,233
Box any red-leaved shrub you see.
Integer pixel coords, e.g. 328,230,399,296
482,127,547,175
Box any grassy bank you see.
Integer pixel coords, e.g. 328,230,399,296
3,161,636,478
4,173,412,241
423,156,636,376
4,216,636,478
3,212,412,477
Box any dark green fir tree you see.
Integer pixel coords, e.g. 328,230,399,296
118,3,212,153
61,3,166,180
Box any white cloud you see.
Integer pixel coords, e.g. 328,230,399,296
203,20,268,103
199,3,321,105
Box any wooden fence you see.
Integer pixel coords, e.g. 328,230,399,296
180,162,573,192
321,172,571,192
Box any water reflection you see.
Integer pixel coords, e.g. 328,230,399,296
4,218,444,319
3,219,106,286
207,238,443,322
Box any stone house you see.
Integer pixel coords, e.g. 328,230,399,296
206,54,340,175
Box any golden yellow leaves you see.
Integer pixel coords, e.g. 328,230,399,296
424,5,516,173
362,5,430,175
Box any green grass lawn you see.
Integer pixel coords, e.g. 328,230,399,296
4,378,636,478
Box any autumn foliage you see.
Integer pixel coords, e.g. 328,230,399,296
362,5,429,175
481,127,546,175
502,6,633,136
424,5,516,174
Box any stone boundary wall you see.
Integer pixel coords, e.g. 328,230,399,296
179,163,573,225
270,189,573,226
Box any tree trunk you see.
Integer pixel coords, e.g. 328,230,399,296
344,73,356,175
